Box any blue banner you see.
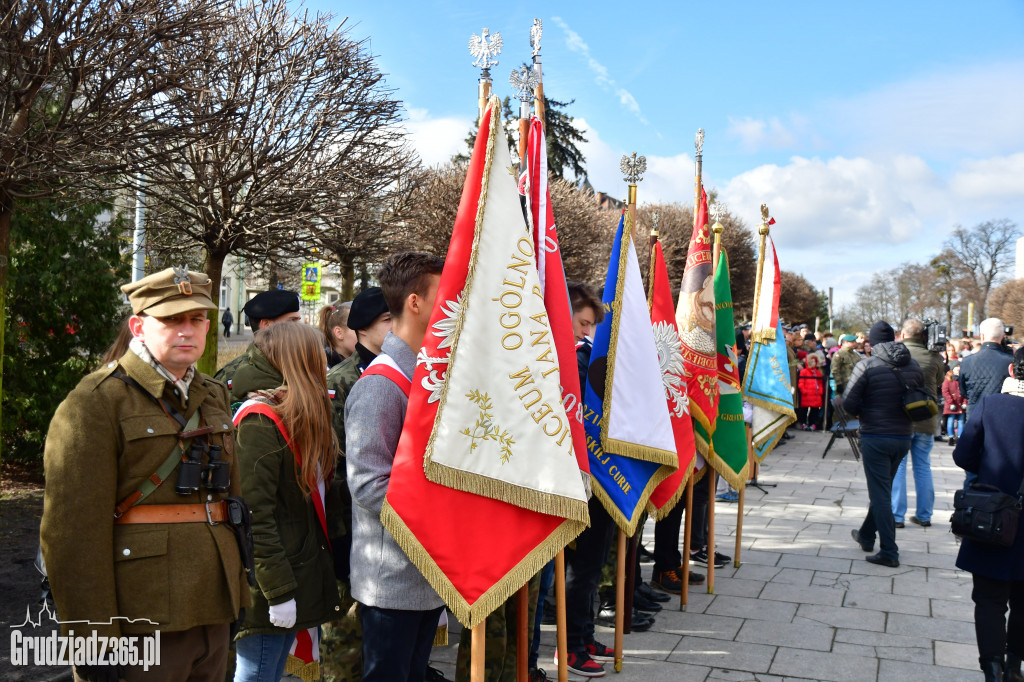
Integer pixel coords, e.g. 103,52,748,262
582,214,676,534
743,320,797,461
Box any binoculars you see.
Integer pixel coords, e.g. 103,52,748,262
176,443,230,495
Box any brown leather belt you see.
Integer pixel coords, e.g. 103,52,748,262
115,501,228,525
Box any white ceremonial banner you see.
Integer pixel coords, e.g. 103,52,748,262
604,236,677,457
421,112,588,522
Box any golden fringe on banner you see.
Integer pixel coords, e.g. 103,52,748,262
433,624,448,647
424,463,590,524
284,657,320,682
381,500,585,629
706,442,750,492
750,328,776,344
647,457,697,521
591,462,675,536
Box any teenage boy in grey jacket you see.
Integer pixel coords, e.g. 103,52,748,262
345,252,445,681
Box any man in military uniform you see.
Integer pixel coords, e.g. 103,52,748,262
213,288,302,394
41,267,250,682
832,334,862,396
320,286,391,682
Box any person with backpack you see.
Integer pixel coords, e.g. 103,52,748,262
843,321,925,568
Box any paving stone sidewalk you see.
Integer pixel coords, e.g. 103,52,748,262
429,428,981,681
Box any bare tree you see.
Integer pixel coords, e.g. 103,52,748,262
942,219,1021,317
779,271,820,327
988,279,1024,339
136,0,415,373
635,202,757,319
0,0,229,457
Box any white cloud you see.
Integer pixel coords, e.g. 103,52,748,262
551,16,647,125
577,118,692,204
726,116,797,152
720,155,944,249
403,107,473,168
950,153,1024,200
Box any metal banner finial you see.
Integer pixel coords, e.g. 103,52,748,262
710,201,726,225
469,28,503,75
760,203,772,235
620,152,647,184
651,210,660,232
695,129,705,156
530,19,542,58
509,64,540,103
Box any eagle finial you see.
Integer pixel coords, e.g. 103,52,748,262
469,28,503,74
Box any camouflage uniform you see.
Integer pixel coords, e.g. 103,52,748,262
831,347,862,395
319,346,374,682
454,573,541,682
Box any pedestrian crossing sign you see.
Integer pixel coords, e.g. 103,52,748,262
301,262,321,301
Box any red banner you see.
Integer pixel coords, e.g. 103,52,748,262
648,241,697,516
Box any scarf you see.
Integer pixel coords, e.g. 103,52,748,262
1001,377,1024,398
129,337,194,403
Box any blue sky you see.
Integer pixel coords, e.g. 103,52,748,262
304,1,1024,305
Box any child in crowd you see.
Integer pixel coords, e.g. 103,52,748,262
797,354,826,430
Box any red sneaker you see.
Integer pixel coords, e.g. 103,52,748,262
553,650,606,677
585,640,614,662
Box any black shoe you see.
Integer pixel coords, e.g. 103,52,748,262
425,666,450,681
865,553,899,568
628,608,655,631
595,607,653,630
910,516,932,527
894,521,905,529
651,568,682,594
934,435,945,443
851,529,873,552
980,657,1003,682
638,581,671,602
638,543,655,561
633,591,662,614
691,547,730,568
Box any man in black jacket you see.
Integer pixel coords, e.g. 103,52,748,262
844,320,925,568
960,317,1014,416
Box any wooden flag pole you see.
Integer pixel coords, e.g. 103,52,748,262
736,424,753,567
555,550,568,682
680,477,694,610
517,585,528,682
471,620,486,681
614,528,626,672
707,211,725,594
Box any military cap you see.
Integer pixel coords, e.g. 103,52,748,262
243,289,300,322
121,266,216,317
840,334,857,343
347,287,389,331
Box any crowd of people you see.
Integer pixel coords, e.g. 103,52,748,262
37,256,1024,682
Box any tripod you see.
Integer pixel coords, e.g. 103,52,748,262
822,396,861,461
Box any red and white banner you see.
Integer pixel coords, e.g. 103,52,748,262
381,98,589,628
647,241,697,517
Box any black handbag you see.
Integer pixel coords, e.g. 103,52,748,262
950,478,1024,548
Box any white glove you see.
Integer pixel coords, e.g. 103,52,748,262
268,598,297,629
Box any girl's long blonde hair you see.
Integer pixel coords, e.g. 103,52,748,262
254,323,338,496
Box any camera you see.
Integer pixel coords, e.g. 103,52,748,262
923,318,948,352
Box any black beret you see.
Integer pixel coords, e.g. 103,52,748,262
348,287,389,331
243,289,300,321
868,320,895,346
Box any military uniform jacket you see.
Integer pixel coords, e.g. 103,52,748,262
831,347,861,391
41,351,249,638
